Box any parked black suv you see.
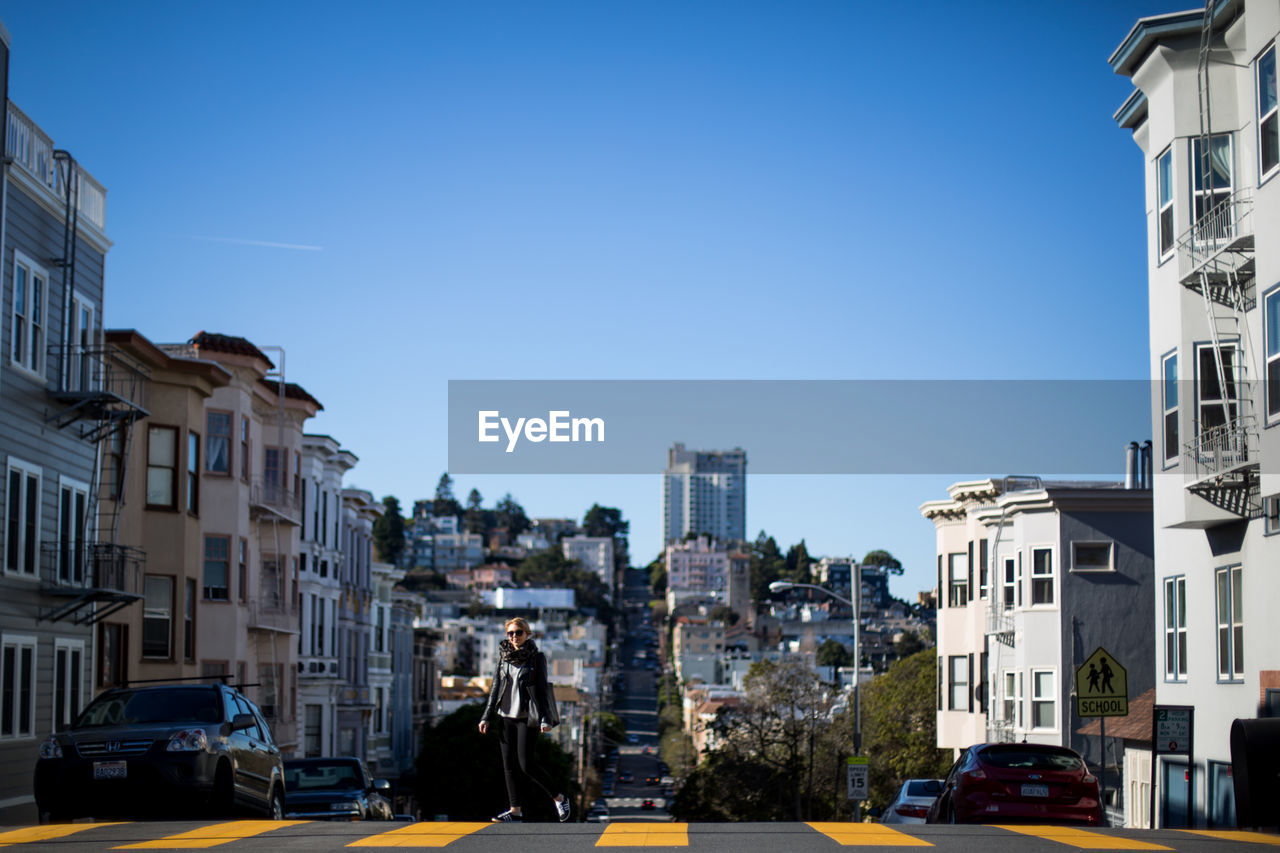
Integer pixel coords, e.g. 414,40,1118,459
283,757,393,821
34,682,286,822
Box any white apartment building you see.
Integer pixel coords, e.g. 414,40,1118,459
663,443,746,544
562,534,615,596
922,477,1155,825
1111,0,1280,828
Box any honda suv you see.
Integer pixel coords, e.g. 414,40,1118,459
34,681,286,822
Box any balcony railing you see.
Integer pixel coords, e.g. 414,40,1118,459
249,479,299,518
1183,415,1258,483
40,542,144,593
5,101,107,233
248,598,299,633
45,345,151,439
1177,188,1254,284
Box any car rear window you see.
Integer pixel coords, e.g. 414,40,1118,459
979,746,1084,771
76,688,221,727
906,780,941,796
285,761,363,792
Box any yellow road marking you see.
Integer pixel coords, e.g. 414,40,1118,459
596,822,689,846
0,823,127,847
347,821,490,847
807,822,933,846
113,820,309,849
992,825,1171,850
1181,831,1280,846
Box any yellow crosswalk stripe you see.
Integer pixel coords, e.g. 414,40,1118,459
347,821,491,847
806,822,933,846
992,825,1171,850
1180,831,1280,846
596,822,689,846
113,819,309,849
0,823,127,847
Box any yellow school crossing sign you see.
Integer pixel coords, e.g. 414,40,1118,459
1076,646,1128,717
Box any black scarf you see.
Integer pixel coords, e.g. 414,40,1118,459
499,638,538,666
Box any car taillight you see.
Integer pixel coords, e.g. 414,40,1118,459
1082,773,1097,785
962,769,987,782
39,735,63,759
166,728,209,752
895,804,930,818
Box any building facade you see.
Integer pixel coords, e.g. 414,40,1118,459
1111,0,1280,827
663,443,746,544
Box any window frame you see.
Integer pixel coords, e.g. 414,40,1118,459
145,424,179,510
1215,564,1244,683
206,410,233,476
9,251,49,380
948,552,969,608
1162,350,1180,466
1002,556,1016,611
1265,495,1280,536
67,291,98,393
1002,669,1023,729
1030,668,1057,731
1265,285,1280,425
1070,541,1114,573
1157,147,1175,259
5,458,42,579
187,430,201,515
948,654,968,712
52,638,85,732
98,622,127,688
0,634,38,739
1258,42,1278,184
1029,546,1055,606
1190,132,1234,226
142,574,175,660
203,534,231,602
1164,575,1188,681
56,475,90,586
1196,341,1241,438
184,577,197,663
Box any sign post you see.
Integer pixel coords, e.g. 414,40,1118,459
846,756,869,822
1151,705,1194,829
1076,647,1128,824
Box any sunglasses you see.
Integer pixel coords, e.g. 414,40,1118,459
507,630,526,637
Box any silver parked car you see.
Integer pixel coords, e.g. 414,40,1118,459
880,778,943,824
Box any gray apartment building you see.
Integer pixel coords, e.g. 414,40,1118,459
663,443,746,544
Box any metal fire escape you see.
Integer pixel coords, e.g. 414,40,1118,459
1177,0,1260,518
39,151,150,624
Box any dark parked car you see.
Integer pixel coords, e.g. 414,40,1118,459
640,799,656,810
283,757,393,820
926,743,1102,826
881,779,943,824
34,682,286,822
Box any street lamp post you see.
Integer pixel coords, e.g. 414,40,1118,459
769,575,862,818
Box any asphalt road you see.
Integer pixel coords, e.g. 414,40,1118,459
1,820,1276,851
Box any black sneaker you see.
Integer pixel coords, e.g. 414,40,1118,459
555,797,571,822
492,809,523,822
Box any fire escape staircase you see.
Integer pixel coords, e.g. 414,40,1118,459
1177,2,1261,519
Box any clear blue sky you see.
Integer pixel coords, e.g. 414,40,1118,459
1,0,1191,600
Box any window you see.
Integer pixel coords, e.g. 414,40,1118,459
1192,133,1233,226
143,575,174,658
184,578,196,662
98,623,127,688
146,425,178,509
1259,44,1278,180
1266,495,1280,535
1197,344,1240,435
203,535,230,601
53,639,84,731
1,635,36,738
68,293,96,392
1157,147,1174,257
57,477,89,585
948,655,968,711
1216,565,1243,681
238,538,248,603
937,659,943,712
1164,576,1187,680
1162,352,1179,463
1266,288,1280,421
104,428,125,500
240,416,250,481
305,704,323,756
948,552,968,607
5,460,41,577
1002,671,1022,728
1002,556,1016,610
206,411,231,474
1071,542,1113,572
1030,547,1054,605
1031,669,1056,729
375,606,386,653
187,431,200,514
10,253,48,376
978,539,988,599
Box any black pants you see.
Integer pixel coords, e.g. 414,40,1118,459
498,716,558,808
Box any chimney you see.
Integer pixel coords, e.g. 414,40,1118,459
1140,440,1153,489
1125,441,1139,489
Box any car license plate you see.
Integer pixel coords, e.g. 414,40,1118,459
93,760,127,780
1021,783,1049,797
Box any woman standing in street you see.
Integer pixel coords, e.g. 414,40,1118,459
478,617,571,822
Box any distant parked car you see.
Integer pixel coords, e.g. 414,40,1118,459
34,681,286,822
645,776,660,786
641,799,656,810
283,757,393,821
926,744,1101,826
619,771,634,783
881,779,943,824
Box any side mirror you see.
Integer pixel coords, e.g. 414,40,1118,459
373,778,391,792
229,713,256,732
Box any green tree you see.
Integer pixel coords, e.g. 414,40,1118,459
860,648,952,809
708,605,740,627
815,638,852,668
647,554,667,597
433,473,462,520
862,549,904,575
495,493,531,537
464,488,486,535
516,548,611,616
371,496,406,564
785,540,813,584
893,630,926,659
749,531,787,602
592,712,627,747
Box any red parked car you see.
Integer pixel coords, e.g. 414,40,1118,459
925,743,1102,826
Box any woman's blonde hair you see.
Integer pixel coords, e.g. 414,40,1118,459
504,616,533,637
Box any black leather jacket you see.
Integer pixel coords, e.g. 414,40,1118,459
481,651,559,729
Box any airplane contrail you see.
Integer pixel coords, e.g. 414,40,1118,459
193,235,323,252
